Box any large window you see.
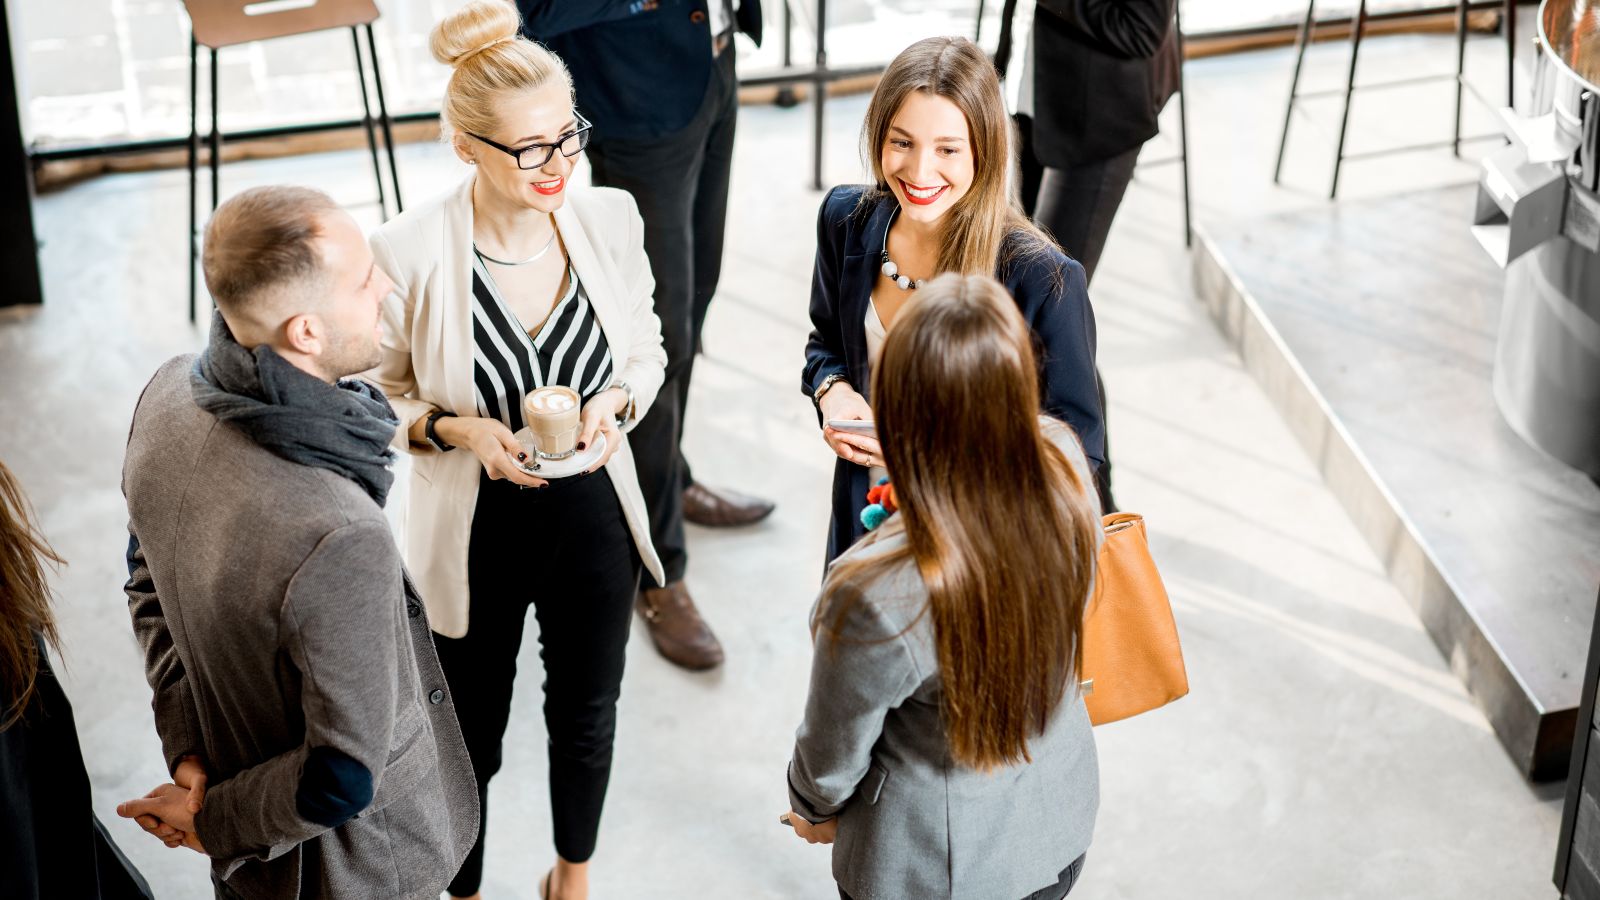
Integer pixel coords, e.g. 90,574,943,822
18,0,1330,150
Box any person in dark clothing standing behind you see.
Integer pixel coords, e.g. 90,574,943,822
997,0,1179,512
0,458,154,900
519,0,771,672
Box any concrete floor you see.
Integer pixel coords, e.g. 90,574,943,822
0,26,1569,900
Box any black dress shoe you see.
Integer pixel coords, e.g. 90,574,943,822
682,482,776,527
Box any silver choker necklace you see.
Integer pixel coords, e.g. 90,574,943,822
474,229,557,266
879,208,924,291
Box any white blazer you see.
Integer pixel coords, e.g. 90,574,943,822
366,175,667,638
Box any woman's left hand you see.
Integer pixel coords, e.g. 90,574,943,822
784,811,837,844
578,389,627,473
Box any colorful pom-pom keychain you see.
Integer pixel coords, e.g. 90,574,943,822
860,477,898,531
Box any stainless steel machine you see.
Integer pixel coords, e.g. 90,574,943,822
1472,0,1600,478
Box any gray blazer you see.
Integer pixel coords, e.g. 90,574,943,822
789,423,1101,900
122,356,478,900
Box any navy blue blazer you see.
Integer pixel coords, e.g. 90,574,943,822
802,185,1105,564
520,0,761,143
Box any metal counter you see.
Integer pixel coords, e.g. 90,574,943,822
1474,0,1600,478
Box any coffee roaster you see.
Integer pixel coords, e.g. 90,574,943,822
1472,0,1600,478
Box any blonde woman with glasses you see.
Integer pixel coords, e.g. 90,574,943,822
365,2,666,897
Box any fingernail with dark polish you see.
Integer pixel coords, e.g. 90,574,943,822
576,442,587,450
517,452,528,461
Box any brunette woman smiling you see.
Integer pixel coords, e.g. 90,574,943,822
365,2,666,898
802,36,1105,564
787,274,1103,900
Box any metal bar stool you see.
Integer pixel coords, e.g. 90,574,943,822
1273,0,1516,198
183,0,403,324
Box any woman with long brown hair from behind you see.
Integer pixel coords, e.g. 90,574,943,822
785,273,1103,900
0,459,153,899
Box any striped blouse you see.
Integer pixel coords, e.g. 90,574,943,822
470,251,615,433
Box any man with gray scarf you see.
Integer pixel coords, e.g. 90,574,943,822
117,185,477,899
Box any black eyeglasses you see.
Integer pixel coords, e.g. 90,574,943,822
468,113,593,170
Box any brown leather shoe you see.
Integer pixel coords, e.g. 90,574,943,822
635,582,725,671
682,482,776,528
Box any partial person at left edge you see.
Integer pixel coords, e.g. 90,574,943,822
0,458,154,900
116,185,479,899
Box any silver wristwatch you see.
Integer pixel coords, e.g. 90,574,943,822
611,380,636,426
812,372,849,406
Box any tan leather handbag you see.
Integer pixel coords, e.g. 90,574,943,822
1080,513,1188,726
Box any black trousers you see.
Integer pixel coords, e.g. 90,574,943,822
1017,113,1140,513
434,470,641,895
838,853,1086,900
586,50,739,588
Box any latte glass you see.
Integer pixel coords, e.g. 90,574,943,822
523,386,582,459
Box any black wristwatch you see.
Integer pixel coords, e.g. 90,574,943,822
424,409,457,452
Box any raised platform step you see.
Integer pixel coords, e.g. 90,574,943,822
1191,184,1600,780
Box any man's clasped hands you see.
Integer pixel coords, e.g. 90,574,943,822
116,754,209,855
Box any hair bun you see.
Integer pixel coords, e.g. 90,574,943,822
430,0,522,69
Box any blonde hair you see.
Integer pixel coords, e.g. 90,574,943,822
862,37,1054,279
430,0,573,139
0,458,63,731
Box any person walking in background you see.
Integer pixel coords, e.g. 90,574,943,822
117,185,478,899
997,0,1181,511
519,0,771,672
0,459,154,900
785,273,1103,900
803,35,1104,565
366,3,667,897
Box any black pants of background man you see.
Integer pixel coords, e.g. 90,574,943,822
585,50,739,590
1017,112,1139,513
434,471,641,897
838,852,1087,900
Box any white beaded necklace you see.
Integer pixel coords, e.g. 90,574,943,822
879,208,926,291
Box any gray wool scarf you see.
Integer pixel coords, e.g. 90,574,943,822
190,312,399,507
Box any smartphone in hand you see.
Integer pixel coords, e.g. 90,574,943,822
825,419,877,438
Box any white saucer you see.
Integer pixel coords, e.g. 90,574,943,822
510,429,607,479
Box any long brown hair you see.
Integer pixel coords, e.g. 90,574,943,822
822,274,1100,771
860,36,1055,278
0,459,63,730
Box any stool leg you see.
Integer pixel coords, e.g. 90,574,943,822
209,47,219,214
351,27,387,219
1454,0,1468,156
188,35,198,325
1330,0,1366,199
365,25,403,213
1175,1,1191,248
1274,0,1317,185
208,47,220,320
1503,0,1515,111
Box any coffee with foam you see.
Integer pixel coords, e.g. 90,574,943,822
523,386,582,459
526,389,577,413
